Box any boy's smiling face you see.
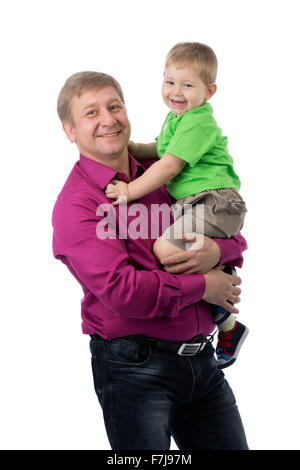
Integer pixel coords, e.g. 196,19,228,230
162,63,216,116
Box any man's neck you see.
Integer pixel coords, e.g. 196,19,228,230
82,150,131,179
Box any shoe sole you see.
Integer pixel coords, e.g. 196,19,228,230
218,326,249,369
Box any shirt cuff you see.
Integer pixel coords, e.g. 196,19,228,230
178,273,206,309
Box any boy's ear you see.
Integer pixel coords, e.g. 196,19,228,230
62,122,76,143
205,83,217,101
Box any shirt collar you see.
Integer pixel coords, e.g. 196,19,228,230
78,152,144,189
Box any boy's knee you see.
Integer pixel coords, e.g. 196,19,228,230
153,237,183,262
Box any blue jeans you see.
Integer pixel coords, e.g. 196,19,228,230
89,336,248,450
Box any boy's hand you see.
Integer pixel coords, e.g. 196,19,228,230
105,180,131,206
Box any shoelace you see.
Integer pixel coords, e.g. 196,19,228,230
217,330,232,349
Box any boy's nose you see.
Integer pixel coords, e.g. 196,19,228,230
173,84,182,95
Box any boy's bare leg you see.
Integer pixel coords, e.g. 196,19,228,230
153,237,184,263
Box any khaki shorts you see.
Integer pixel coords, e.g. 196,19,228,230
162,188,247,250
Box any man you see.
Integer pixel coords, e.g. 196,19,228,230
52,71,248,450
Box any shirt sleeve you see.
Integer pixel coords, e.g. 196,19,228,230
52,196,206,321
165,114,219,167
213,232,248,268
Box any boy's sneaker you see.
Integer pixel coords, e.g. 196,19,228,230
216,321,249,369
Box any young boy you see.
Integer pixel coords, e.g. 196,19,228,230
105,42,248,368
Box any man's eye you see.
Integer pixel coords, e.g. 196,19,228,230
110,105,121,111
87,110,97,116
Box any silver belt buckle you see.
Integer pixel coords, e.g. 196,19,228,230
177,341,206,356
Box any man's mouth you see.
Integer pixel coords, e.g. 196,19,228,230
97,130,121,138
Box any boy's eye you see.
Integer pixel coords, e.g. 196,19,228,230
183,83,192,88
166,80,174,85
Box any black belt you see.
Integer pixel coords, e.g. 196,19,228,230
90,333,214,357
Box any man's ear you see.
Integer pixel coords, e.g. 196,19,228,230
205,83,217,101
62,122,76,143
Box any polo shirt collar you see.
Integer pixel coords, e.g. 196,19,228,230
78,152,143,189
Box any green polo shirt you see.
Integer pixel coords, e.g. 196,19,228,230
156,102,241,199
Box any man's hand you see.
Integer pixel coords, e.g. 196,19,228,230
203,268,242,314
161,234,221,274
105,180,131,206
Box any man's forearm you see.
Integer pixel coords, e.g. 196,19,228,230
161,233,247,274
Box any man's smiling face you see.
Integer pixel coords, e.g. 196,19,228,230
63,86,131,165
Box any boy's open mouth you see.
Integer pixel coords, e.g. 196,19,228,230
170,99,187,107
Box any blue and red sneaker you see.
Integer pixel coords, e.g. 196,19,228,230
216,321,249,369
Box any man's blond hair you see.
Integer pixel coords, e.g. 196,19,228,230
57,71,125,125
165,42,218,86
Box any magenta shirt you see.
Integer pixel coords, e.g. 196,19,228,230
52,153,247,341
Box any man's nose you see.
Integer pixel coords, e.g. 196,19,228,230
99,109,117,127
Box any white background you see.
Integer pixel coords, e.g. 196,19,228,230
1,0,299,450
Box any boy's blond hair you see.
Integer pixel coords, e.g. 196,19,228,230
57,71,125,125
165,42,218,87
